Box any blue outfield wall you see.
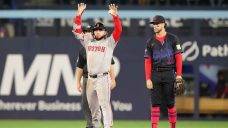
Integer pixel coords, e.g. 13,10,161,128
0,37,228,119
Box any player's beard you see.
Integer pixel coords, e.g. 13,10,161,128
154,27,162,34
94,33,107,41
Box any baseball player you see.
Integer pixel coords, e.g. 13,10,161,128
73,3,122,128
76,25,117,128
144,15,183,128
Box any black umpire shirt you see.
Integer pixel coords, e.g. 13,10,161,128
76,47,115,78
144,32,182,69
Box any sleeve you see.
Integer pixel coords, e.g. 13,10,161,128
112,15,122,43
72,15,88,47
107,15,122,49
172,35,183,76
111,57,115,65
172,35,183,54
144,38,152,58
144,38,153,80
145,58,152,80
76,49,84,69
175,53,182,76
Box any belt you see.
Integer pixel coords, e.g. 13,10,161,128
153,67,173,72
89,72,108,78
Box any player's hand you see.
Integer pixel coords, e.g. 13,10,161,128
108,4,118,16
146,79,153,90
111,79,116,90
77,3,86,16
76,82,82,93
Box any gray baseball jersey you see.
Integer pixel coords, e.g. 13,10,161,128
76,35,117,75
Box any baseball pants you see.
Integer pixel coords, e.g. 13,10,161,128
150,69,176,108
81,77,94,128
86,74,113,128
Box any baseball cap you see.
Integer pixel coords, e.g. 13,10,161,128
150,15,165,24
92,22,106,31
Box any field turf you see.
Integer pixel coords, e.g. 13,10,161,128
0,120,228,128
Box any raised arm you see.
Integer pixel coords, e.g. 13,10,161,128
108,4,122,42
72,3,86,41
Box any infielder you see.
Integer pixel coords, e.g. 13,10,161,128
73,3,122,128
76,26,116,128
144,15,183,128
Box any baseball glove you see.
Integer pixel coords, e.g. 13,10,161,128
174,78,185,96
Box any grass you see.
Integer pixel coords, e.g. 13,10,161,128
0,120,228,128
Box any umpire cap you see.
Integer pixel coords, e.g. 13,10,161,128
92,22,106,31
150,15,165,24
83,25,93,33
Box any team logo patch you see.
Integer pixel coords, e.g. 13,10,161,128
176,44,181,50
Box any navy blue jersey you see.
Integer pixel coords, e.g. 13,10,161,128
76,47,115,77
144,33,182,69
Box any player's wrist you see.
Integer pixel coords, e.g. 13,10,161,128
109,12,117,17
77,12,82,16
176,75,182,79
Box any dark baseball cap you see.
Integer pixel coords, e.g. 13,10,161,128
92,22,106,31
150,15,165,24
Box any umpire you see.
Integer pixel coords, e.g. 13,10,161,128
144,15,183,128
75,25,116,128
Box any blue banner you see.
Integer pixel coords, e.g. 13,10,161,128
0,37,228,119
